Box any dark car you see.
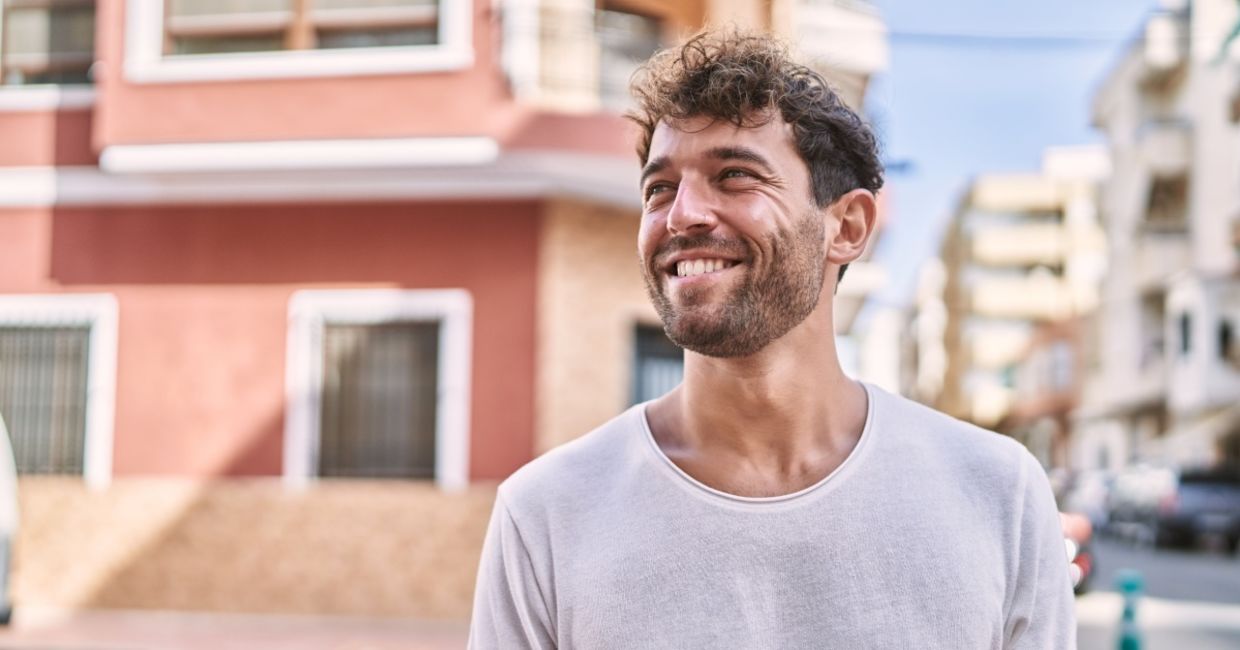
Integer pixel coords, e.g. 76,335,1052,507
1154,468,1240,554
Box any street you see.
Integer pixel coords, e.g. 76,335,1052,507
1,536,1237,650
1076,536,1240,649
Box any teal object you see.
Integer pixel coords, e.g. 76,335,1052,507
1115,570,1144,650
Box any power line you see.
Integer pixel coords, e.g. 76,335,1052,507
886,28,1137,48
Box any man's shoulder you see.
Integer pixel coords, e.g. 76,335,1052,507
498,404,645,513
869,384,1035,479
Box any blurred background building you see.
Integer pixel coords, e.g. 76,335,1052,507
1072,0,1240,473
0,0,889,622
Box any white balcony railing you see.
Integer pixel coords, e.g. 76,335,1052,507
970,223,1066,267
971,274,1072,321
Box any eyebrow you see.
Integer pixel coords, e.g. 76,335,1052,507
640,156,668,186
639,146,777,187
705,146,777,176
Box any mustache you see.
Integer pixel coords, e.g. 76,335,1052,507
651,233,750,269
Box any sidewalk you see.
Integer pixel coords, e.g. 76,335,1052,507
0,607,470,650
1076,592,1240,650
4,594,1239,649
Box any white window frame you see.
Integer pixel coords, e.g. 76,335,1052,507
123,0,473,83
0,293,118,489
0,85,95,111
284,289,471,490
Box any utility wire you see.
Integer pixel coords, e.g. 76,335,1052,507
884,28,1139,48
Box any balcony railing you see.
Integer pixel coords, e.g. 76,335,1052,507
500,0,660,113
0,0,95,85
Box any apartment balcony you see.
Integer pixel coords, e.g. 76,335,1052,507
1135,230,1191,291
1142,9,1187,83
787,0,888,108
970,274,1072,321
970,223,1066,268
500,0,660,113
1138,119,1191,177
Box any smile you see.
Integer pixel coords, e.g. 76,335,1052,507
674,258,741,278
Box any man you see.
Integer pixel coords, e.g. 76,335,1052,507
470,30,1075,649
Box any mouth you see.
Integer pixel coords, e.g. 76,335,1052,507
662,257,743,286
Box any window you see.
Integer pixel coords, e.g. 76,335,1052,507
1179,312,1191,356
1221,319,1237,367
125,0,471,82
0,0,95,85
165,0,438,56
632,324,682,404
0,325,89,473
596,7,661,111
1145,174,1188,229
284,289,471,489
0,295,116,487
319,321,438,478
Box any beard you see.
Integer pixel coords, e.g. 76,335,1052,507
641,212,827,358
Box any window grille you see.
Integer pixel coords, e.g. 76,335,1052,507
164,0,438,56
318,321,438,479
0,0,95,85
632,324,682,405
0,325,90,475
596,7,660,111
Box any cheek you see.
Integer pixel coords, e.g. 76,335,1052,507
637,216,664,260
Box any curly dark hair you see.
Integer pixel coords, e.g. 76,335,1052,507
627,28,884,282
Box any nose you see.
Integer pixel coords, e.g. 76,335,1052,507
665,177,718,235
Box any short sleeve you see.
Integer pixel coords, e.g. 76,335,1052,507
1004,452,1078,649
468,493,557,650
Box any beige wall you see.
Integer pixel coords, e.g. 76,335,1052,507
536,199,660,453
14,477,495,620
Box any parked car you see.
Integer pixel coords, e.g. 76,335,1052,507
1061,470,1112,532
1105,464,1177,541
0,413,15,625
1060,511,1095,594
1154,467,1240,554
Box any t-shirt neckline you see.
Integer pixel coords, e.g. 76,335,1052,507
637,381,879,509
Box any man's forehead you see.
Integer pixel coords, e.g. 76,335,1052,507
648,114,797,160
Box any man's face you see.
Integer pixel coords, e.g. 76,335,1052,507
638,114,828,358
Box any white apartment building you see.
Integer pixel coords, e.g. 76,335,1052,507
1074,0,1240,471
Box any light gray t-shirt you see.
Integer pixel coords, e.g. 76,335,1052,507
469,383,1076,649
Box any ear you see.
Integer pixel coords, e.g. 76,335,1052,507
825,189,878,267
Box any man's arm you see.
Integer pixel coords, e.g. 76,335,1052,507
1004,452,1077,649
468,493,556,650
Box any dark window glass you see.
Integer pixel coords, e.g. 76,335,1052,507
1220,320,1235,364
632,325,682,405
318,321,438,479
1179,312,1191,356
597,8,661,111
1145,175,1189,229
165,0,439,55
0,326,90,475
1,0,95,86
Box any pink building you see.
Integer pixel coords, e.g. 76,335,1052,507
0,0,886,620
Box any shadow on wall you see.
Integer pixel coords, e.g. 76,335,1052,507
15,409,497,619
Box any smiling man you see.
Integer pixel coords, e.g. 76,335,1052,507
469,30,1076,649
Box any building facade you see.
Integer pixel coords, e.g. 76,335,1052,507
1075,0,1240,472
0,0,887,619
919,146,1108,442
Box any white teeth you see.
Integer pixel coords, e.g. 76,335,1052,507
675,258,733,277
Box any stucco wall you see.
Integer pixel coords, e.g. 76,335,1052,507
13,477,494,619
535,198,659,453
0,201,540,480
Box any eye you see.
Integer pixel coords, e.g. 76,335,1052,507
720,168,755,181
644,182,674,202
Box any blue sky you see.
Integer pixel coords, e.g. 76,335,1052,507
863,0,1156,311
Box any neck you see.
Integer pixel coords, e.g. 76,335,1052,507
648,299,869,494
